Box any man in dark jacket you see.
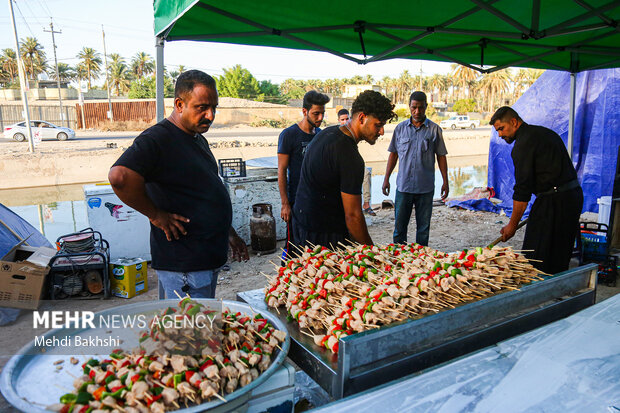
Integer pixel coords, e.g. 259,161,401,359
490,106,583,274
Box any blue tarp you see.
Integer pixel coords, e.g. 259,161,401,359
483,68,620,218
0,203,52,256
0,203,52,325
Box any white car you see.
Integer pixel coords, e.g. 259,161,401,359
440,116,480,130
3,120,75,141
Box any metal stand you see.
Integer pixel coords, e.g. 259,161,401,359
238,264,597,399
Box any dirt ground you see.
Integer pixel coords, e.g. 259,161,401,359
0,123,617,410
1,204,618,411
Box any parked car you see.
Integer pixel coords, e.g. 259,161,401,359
2,120,75,141
440,116,480,130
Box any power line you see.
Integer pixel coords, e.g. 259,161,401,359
12,1,35,38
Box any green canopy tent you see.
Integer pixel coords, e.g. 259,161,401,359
152,0,620,151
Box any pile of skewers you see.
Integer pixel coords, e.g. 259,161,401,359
264,242,545,354
51,298,287,413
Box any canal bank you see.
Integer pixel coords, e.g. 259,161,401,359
0,125,491,190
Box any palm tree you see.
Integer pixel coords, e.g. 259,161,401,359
0,48,17,83
108,62,132,96
108,53,125,67
427,74,444,100
451,64,479,100
478,69,512,113
131,52,154,78
51,62,75,82
513,68,544,100
20,37,47,80
76,47,102,89
396,70,414,104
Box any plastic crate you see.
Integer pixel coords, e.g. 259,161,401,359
218,158,246,178
581,232,608,262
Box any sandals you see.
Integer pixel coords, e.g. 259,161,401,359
363,207,376,216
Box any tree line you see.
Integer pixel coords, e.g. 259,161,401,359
0,36,543,110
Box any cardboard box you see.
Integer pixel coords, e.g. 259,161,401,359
109,258,148,298
0,241,56,309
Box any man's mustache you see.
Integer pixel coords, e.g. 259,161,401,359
199,120,212,126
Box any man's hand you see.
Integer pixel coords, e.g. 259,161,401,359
382,179,390,196
500,222,518,242
441,182,449,200
229,228,249,262
281,203,291,222
150,210,189,241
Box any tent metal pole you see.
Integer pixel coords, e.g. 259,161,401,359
568,72,576,160
155,36,165,122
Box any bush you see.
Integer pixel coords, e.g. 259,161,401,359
250,118,294,128
453,99,476,114
394,108,409,120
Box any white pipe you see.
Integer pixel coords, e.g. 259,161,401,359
8,0,34,152
155,36,165,122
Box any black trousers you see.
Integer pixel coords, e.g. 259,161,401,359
523,187,583,274
291,215,350,255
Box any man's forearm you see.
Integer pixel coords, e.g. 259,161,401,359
345,214,372,245
385,152,398,177
277,171,290,207
509,200,528,226
108,167,158,220
438,155,448,183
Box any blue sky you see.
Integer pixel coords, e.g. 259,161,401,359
1,0,453,85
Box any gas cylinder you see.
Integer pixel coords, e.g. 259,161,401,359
250,203,276,254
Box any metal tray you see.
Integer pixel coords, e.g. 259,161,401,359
238,264,597,398
0,299,290,412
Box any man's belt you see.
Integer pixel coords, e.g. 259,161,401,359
536,179,580,197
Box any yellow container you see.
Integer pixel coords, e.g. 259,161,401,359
109,258,148,298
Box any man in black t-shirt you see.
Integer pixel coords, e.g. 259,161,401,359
108,70,248,299
490,106,583,274
278,90,330,255
293,90,396,248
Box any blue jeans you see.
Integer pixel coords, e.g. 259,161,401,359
393,189,434,246
157,269,219,299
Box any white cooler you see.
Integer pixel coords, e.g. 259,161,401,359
83,184,151,261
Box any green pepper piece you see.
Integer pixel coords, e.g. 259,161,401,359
173,373,183,388
186,305,201,317
78,381,92,392
152,386,164,396
82,359,99,374
75,391,93,404
59,393,77,404
476,247,483,255
104,374,116,385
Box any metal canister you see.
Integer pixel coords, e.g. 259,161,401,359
250,203,276,254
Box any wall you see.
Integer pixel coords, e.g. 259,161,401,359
163,101,339,126
224,169,286,244
0,103,77,129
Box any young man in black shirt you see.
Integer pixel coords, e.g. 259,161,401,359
108,70,248,299
491,106,583,274
293,90,396,248
278,90,330,255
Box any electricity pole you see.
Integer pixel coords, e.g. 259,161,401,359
102,25,113,121
8,0,34,152
43,19,65,127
